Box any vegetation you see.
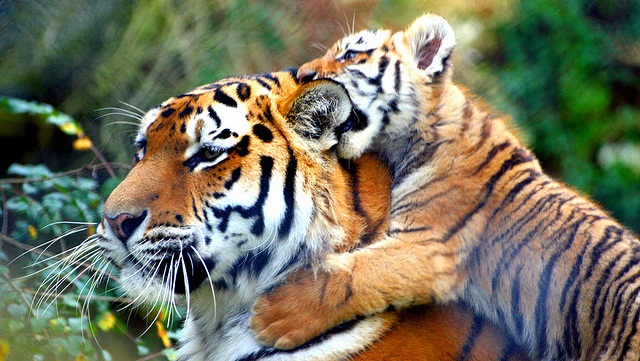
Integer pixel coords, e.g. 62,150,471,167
1,0,638,359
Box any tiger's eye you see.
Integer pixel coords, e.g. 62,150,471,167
341,49,360,61
204,148,220,160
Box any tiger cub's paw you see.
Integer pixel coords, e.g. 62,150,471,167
250,268,354,349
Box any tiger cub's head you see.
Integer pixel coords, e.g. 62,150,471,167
298,14,456,159
96,71,355,306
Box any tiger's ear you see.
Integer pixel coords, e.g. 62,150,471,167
403,14,456,79
284,79,353,148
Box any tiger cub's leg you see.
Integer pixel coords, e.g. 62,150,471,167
251,234,463,349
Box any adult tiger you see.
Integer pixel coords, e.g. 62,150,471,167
96,70,527,360
250,15,640,360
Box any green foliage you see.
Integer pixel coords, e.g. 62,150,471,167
0,99,174,359
0,97,84,137
487,0,640,231
1,163,111,360
0,161,178,360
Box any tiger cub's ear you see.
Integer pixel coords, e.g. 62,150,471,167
283,79,353,149
403,14,456,80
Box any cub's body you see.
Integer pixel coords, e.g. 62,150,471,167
252,15,640,360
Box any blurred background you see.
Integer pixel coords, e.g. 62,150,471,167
1,0,639,360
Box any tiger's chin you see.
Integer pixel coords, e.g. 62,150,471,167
99,224,220,299
116,254,217,307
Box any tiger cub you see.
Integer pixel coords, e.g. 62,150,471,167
251,14,640,360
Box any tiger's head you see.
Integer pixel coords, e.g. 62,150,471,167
298,14,456,159
97,71,357,307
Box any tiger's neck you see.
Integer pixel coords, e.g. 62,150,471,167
178,282,266,361
175,159,387,361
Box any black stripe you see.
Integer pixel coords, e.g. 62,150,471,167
278,149,296,237
368,55,390,89
590,252,624,322
472,141,511,175
236,82,251,101
236,135,250,157
179,104,194,119
619,286,640,359
511,267,525,338
212,156,273,235
595,252,640,346
393,59,401,93
493,169,541,220
214,89,237,108
191,195,203,222
234,317,364,361
260,72,281,88
392,136,448,187
339,158,367,220
250,156,273,236
388,225,432,235
456,314,485,361
252,124,273,143
443,147,535,242
225,167,241,189
560,223,598,358
161,107,176,118
208,105,221,128
255,77,272,90
584,226,624,281
498,338,521,361
534,219,583,357
217,129,232,139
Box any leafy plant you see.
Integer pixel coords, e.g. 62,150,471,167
0,101,177,360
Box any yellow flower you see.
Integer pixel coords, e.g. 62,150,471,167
87,225,96,236
72,136,93,151
27,225,38,240
156,321,172,348
0,339,10,361
59,122,83,136
97,312,117,331
74,355,88,361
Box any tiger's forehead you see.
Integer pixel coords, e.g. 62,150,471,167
140,80,271,132
335,29,391,53
137,78,278,150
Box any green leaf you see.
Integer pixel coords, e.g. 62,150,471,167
68,317,87,334
136,343,150,356
7,303,28,318
100,177,123,198
29,317,49,333
101,349,113,361
0,97,84,136
8,318,25,331
7,164,53,178
162,348,178,360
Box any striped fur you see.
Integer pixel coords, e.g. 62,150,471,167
251,14,640,360
97,71,527,360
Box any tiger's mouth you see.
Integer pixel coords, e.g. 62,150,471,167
122,243,217,295
154,253,217,294
100,226,218,295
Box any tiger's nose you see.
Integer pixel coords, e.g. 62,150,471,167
297,66,318,83
104,211,148,243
